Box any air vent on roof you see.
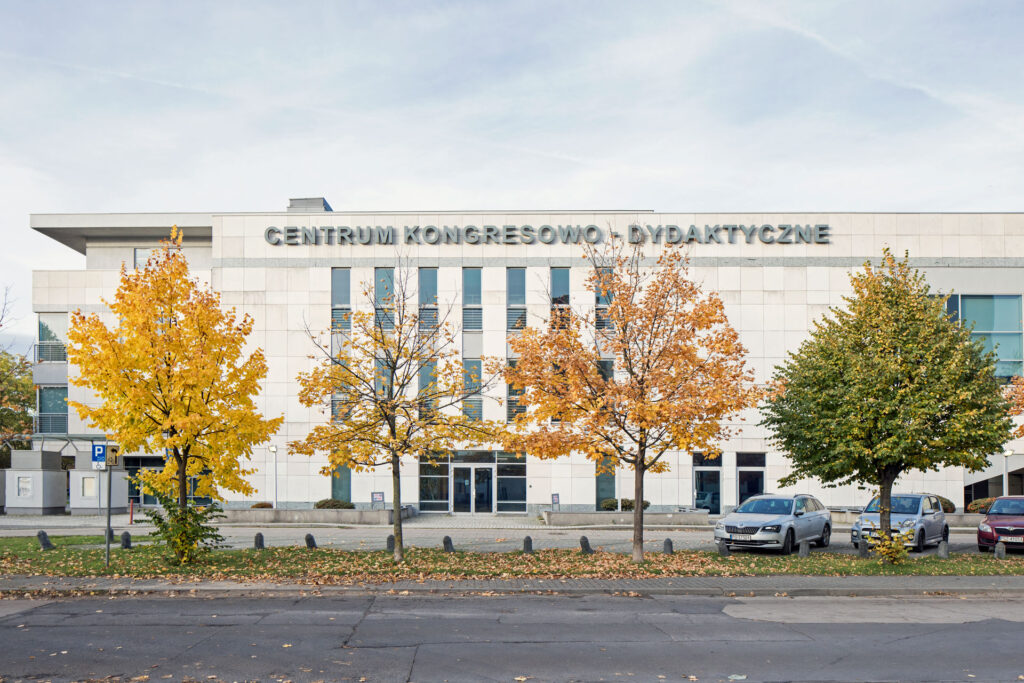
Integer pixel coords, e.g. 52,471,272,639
288,197,333,212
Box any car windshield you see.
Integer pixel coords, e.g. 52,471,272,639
988,499,1024,515
864,496,920,514
735,498,793,515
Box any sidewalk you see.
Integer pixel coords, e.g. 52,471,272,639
1,573,1022,597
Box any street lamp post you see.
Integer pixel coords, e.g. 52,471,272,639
1004,449,1014,498
269,445,278,509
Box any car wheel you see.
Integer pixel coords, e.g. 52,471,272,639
780,529,794,555
816,525,831,548
942,526,949,543
914,529,925,553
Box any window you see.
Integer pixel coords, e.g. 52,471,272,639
37,386,68,434
37,314,68,362
795,497,807,514
506,359,525,422
419,459,450,512
947,294,1023,380
507,268,526,331
596,359,614,381
419,268,438,329
375,358,392,398
736,453,765,468
331,268,351,333
374,267,394,330
692,452,721,467
497,452,527,512
551,268,570,306
463,359,482,421
133,247,152,270
595,267,612,330
463,268,482,330
419,361,437,420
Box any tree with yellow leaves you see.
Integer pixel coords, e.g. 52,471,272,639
66,229,282,548
290,266,503,562
505,242,761,563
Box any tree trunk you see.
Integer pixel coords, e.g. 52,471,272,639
878,469,899,538
391,450,404,563
631,464,645,563
176,452,188,513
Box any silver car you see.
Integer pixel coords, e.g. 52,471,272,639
714,494,832,554
851,493,949,552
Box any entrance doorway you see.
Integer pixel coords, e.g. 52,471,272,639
452,465,494,513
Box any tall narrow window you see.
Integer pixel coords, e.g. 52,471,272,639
419,360,437,420
551,268,570,306
507,267,526,331
463,359,483,421
463,268,482,330
375,267,394,330
419,267,438,329
37,313,68,362
133,248,153,270
37,386,68,434
331,268,351,332
595,267,612,330
506,359,525,422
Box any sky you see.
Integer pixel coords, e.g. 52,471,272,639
1,0,1023,350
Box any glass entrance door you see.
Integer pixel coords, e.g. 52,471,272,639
694,469,721,514
452,465,494,513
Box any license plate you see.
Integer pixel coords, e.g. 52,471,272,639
999,536,1023,543
730,534,752,541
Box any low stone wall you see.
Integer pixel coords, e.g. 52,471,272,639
222,506,415,525
543,510,710,526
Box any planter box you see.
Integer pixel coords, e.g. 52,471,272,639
222,506,415,525
544,510,709,526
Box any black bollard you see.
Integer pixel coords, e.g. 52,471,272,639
937,540,949,559
36,530,55,551
305,533,317,549
442,536,455,553
663,538,674,554
523,536,534,554
717,540,731,557
579,536,594,555
120,531,132,550
995,542,1007,560
858,540,870,558
387,534,395,552
254,532,265,550
798,540,810,558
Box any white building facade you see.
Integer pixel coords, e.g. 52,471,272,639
29,199,1024,513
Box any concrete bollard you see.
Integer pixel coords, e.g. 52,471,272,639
387,534,395,552
717,540,731,557
120,531,132,550
937,540,949,559
579,536,594,555
798,540,810,558
995,542,1007,560
254,532,265,550
858,540,870,558
663,538,674,555
523,536,533,554
305,533,317,549
36,530,55,551
442,536,455,553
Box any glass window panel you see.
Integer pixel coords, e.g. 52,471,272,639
133,247,152,270
738,470,764,504
971,333,1023,360
420,463,449,476
496,477,526,502
420,501,450,511
463,268,482,306
497,451,525,462
497,502,527,512
420,361,436,392
374,267,394,303
996,360,1023,378
497,464,526,477
507,307,526,331
419,476,449,502
595,267,613,306
736,452,766,468
419,268,437,306
39,386,68,414
694,470,720,514
597,359,613,381
463,396,483,421
551,268,570,306
945,294,960,323
331,268,351,308
962,295,1022,332
331,309,351,331
692,452,720,467
463,359,482,393
463,307,483,330
38,314,68,343
453,451,495,463
507,268,526,306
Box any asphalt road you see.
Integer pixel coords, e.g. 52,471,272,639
0,594,1022,682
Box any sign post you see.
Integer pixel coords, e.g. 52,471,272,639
92,444,112,567
551,493,560,512
371,491,385,510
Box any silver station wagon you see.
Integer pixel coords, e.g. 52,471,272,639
714,494,832,554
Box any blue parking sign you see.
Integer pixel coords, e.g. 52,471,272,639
92,444,107,470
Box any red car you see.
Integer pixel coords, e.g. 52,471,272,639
977,496,1024,552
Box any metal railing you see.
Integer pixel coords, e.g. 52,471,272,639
35,341,67,362
35,413,68,434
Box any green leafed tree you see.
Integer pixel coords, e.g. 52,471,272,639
0,287,33,467
761,250,1013,537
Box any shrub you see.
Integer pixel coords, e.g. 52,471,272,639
936,495,956,513
314,498,355,509
144,489,225,565
250,502,272,509
869,529,914,565
619,498,651,511
967,497,997,514
600,498,618,511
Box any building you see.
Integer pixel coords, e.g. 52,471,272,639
28,199,1024,513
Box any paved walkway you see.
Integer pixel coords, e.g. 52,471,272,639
1,573,1022,597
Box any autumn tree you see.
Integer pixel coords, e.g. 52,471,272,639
66,229,282,555
290,266,503,562
0,287,32,466
762,250,1012,538
1006,377,1024,441
504,243,761,563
